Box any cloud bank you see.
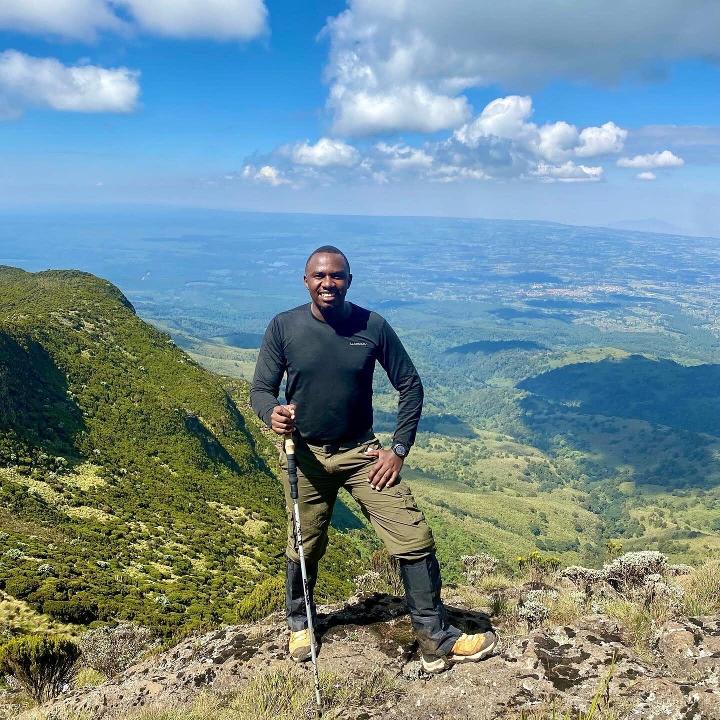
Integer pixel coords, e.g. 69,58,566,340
324,0,720,135
236,96,642,188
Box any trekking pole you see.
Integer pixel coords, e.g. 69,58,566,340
285,434,323,716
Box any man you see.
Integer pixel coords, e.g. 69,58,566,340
250,245,497,673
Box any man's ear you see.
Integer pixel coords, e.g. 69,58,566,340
347,273,353,288
303,274,309,291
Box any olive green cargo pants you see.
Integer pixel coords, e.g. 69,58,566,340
280,433,435,563
280,433,462,658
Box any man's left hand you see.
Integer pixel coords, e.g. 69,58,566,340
366,448,403,491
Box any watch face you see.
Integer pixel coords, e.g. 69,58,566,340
393,443,407,458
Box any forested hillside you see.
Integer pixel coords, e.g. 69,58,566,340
0,266,362,636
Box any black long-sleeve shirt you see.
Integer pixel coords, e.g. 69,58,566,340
250,303,423,448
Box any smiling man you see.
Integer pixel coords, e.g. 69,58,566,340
250,245,497,673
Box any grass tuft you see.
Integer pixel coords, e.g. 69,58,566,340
123,665,401,720
680,560,720,616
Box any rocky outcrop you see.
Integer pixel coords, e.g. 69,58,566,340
34,594,720,720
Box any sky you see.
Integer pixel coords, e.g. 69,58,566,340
1,0,719,236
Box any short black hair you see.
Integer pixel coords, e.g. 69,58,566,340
305,245,350,273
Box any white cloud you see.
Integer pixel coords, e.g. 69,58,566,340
0,0,121,40
324,1,720,135
454,96,535,147
114,0,267,40
637,171,657,181
376,143,433,170
532,162,604,183
617,150,684,169
0,50,139,116
0,0,267,40
242,164,289,186
329,84,470,135
289,138,359,167
537,122,580,163
575,122,628,157
454,95,626,162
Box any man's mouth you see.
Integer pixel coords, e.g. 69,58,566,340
319,292,337,300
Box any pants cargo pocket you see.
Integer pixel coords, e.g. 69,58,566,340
398,483,425,526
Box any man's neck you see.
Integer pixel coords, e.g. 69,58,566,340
310,301,352,324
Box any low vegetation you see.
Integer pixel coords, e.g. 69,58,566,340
0,551,717,718
0,635,79,703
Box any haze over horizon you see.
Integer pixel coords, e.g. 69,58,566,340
1,1,719,237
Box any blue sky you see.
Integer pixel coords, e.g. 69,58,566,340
1,0,719,236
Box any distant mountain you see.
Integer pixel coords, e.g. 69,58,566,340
604,219,686,235
0,266,362,635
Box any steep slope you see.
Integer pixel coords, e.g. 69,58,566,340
0,266,361,635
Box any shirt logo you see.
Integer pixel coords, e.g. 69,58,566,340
349,341,368,346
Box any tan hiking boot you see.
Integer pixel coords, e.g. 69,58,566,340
288,628,315,662
422,631,498,674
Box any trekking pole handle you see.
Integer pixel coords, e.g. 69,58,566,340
285,435,299,500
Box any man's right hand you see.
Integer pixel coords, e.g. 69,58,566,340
270,404,296,435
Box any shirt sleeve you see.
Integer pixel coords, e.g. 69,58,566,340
250,316,286,428
377,318,424,449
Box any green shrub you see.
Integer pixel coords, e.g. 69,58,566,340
517,551,561,584
0,634,80,702
5,575,40,599
236,575,284,622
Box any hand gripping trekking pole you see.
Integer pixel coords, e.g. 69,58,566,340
285,435,323,715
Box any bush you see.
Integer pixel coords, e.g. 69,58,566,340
236,575,284,623
462,553,499,585
604,551,668,590
5,575,40,599
79,622,156,678
43,596,98,624
0,634,80,703
517,551,561,585
368,549,403,596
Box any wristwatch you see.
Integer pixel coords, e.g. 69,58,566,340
391,442,408,458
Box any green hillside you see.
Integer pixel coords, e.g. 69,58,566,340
175,325,720,576
0,266,363,636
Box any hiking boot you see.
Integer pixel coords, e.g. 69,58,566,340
421,631,498,674
288,628,316,662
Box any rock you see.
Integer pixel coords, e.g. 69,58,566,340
656,617,720,676
30,597,720,720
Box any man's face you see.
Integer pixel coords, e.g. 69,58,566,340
304,252,352,312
